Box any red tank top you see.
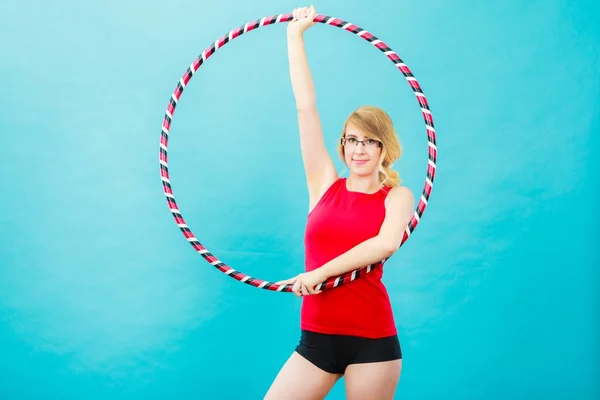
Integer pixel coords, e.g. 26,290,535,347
301,177,397,338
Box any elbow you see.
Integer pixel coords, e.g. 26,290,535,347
380,238,400,258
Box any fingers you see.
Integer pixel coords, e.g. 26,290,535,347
298,282,321,296
275,277,295,285
292,280,304,297
305,283,321,295
292,7,303,20
301,283,312,296
309,284,322,295
276,277,301,298
284,272,323,297
291,280,314,297
303,6,311,18
291,5,316,21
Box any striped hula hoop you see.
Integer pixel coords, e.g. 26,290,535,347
159,13,437,293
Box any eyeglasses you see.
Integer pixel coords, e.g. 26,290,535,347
341,137,382,149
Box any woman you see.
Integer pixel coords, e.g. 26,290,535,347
265,5,415,400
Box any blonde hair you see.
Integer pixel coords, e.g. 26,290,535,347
338,105,403,187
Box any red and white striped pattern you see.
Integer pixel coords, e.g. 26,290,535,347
159,13,437,293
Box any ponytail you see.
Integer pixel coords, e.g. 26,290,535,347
378,158,401,187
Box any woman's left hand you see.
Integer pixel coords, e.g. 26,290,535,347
276,269,327,297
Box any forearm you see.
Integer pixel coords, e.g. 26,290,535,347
287,31,316,110
319,235,397,280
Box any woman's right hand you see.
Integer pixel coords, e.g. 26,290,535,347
287,5,317,36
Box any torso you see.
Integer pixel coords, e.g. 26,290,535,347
301,178,397,338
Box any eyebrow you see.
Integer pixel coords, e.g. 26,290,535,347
346,134,375,140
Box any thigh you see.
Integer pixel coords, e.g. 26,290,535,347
264,351,342,400
344,359,402,400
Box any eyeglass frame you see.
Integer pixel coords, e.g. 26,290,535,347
340,136,382,149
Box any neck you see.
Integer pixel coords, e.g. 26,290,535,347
346,175,381,194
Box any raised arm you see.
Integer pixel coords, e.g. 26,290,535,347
287,6,338,211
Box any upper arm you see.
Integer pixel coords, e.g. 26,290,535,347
296,107,338,209
378,186,415,252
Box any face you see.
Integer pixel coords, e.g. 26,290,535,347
342,123,382,177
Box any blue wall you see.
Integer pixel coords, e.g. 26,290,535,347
1,0,598,398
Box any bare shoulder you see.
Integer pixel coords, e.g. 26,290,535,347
385,186,415,218
386,185,414,205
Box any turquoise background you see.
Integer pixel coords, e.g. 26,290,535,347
1,0,598,398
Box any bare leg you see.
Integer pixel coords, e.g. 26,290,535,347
344,359,402,400
264,351,342,400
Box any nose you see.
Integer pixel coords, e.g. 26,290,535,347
353,143,367,153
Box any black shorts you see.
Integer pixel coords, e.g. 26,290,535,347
295,329,402,374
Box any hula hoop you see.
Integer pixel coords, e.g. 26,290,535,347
159,13,437,293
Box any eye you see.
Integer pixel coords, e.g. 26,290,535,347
347,138,358,144
366,139,377,145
